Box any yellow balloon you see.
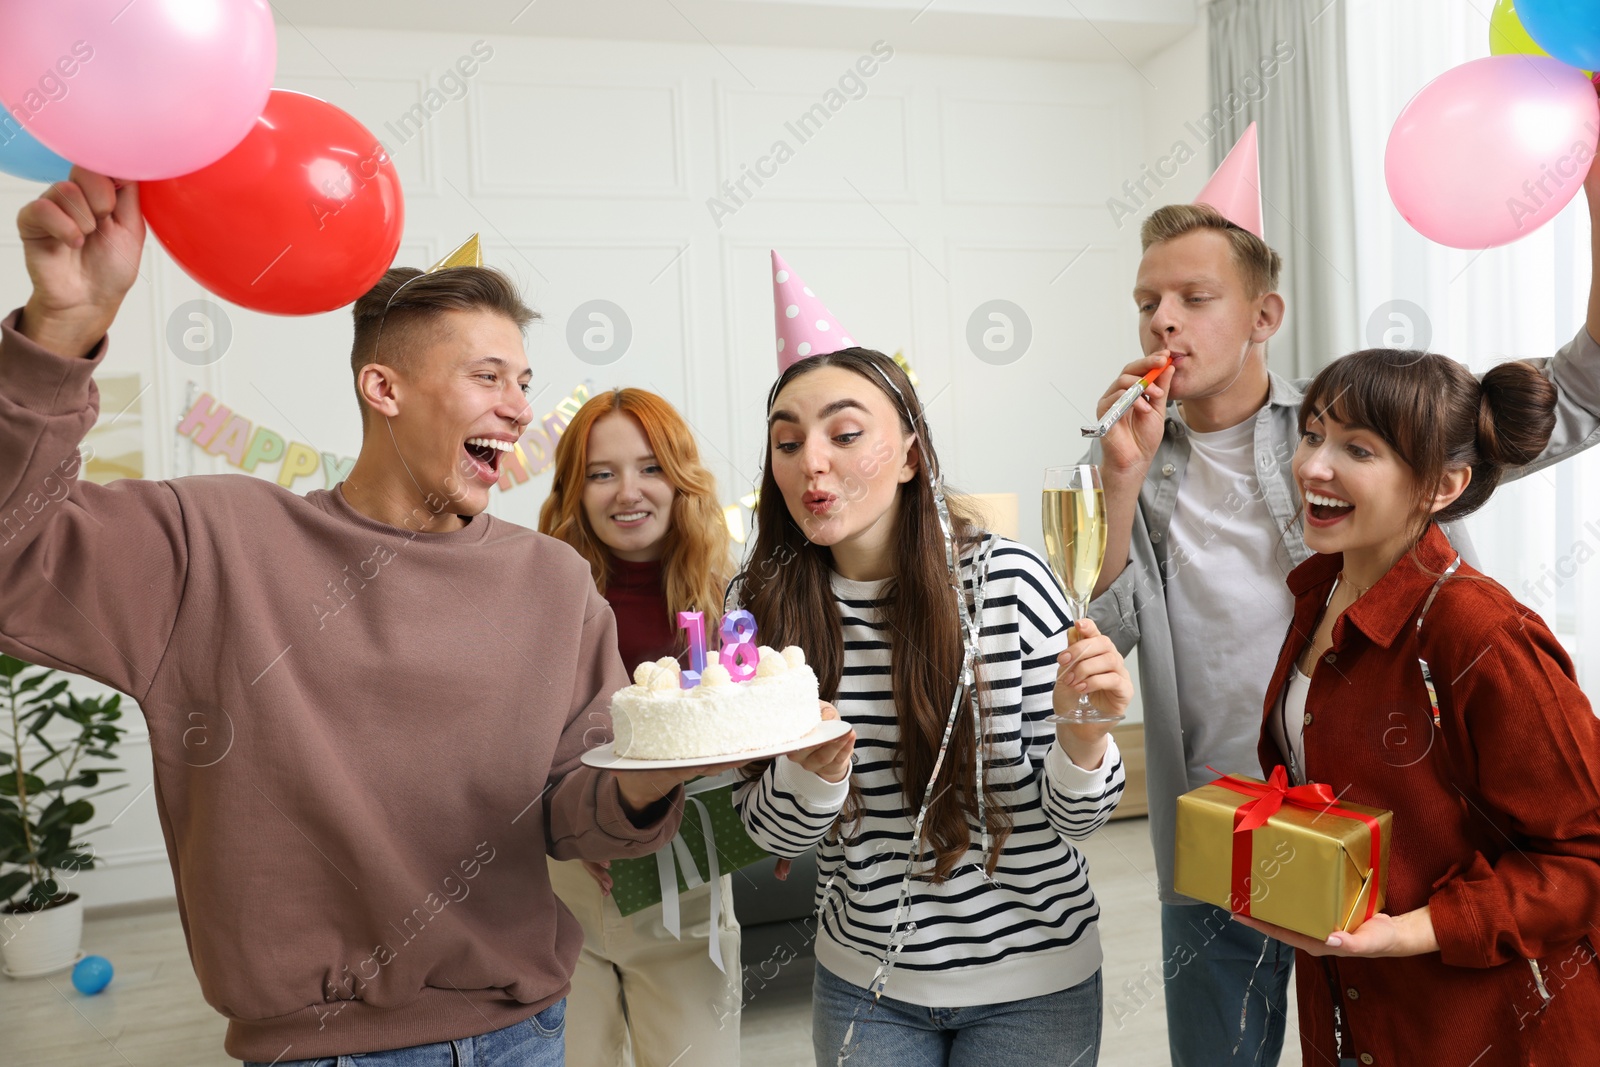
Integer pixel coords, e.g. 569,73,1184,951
1489,0,1545,57
1490,0,1593,76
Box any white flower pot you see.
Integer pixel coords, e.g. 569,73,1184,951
1,894,83,978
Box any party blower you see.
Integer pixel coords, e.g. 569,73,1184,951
1081,354,1172,438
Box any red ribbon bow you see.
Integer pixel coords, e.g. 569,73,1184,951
1213,765,1339,833
1205,765,1383,923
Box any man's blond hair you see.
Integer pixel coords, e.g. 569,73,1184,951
1140,203,1282,297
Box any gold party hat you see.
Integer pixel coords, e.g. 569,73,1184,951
892,349,920,388
369,235,485,361
428,234,482,271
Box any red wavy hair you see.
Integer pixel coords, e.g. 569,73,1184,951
539,389,733,634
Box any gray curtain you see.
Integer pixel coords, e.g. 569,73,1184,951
1209,0,1358,378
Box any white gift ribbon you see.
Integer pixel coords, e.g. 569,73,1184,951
653,772,734,972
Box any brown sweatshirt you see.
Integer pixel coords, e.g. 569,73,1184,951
0,311,683,1060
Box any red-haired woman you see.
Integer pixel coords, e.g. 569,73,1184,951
540,388,742,1067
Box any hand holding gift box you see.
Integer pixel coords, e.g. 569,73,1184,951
1234,899,1441,959
1174,766,1393,942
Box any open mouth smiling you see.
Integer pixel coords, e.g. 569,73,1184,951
463,436,514,482
1305,488,1354,526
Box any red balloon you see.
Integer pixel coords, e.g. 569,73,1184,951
141,90,404,315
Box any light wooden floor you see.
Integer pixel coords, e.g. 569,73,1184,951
3,819,1300,1066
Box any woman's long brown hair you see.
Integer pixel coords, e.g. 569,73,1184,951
539,389,732,634
737,348,1011,882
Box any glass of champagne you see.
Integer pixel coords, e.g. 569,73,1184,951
1041,464,1119,724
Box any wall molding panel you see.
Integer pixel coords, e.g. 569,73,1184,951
0,27,1197,910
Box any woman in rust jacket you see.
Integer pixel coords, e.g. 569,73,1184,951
1239,348,1600,1067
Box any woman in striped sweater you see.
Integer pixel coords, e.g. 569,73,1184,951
732,347,1133,1066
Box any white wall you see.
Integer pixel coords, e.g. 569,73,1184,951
0,22,1207,908
1139,14,1211,207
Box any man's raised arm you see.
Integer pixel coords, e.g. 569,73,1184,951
0,169,185,700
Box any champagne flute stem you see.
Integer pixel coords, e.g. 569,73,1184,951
1069,599,1095,712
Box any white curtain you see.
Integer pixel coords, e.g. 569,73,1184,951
1347,0,1600,683
1209,0,1361,378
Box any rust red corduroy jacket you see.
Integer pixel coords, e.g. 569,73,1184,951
1259,522,1600,1067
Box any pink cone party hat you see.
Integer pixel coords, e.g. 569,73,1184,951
1194,122,1263,239
772,250,856,373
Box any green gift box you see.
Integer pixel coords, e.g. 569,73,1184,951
608,775,773,917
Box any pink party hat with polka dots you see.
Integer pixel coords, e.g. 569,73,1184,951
1194,122,1263,239
772,250,856,373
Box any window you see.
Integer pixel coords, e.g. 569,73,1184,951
1349,0,1600,683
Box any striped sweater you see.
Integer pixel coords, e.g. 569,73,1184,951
734,536,1126,1007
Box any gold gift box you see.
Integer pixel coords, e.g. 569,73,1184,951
1173,773,1393,941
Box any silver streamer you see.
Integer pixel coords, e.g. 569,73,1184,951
1230,933,1273,1064
824,362,997,1064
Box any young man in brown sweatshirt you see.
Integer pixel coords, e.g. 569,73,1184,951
0,169,721,1065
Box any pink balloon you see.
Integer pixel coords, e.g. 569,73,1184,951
0,0,275,181
1386,55,1600,249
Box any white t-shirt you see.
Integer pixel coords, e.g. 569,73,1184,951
1164,410,1296,790
1270,665,1312,785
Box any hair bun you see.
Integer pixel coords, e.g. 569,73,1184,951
1476,361,1556,469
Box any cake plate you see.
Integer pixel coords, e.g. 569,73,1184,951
581,718,852,771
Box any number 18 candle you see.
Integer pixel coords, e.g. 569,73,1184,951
677,611,707,689
719,610,759,681
676,609,761,687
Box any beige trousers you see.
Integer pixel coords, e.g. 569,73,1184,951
548,857,742,1067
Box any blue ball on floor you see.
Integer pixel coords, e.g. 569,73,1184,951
72,955,113,995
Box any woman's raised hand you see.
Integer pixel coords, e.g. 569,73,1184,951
1053,618,1132,768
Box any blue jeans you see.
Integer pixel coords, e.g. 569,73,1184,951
1161,903,1293,1067
244,1000,565,1067
811,962,1102,1067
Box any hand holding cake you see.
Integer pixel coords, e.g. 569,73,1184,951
785,702,854,783
611,755,741,819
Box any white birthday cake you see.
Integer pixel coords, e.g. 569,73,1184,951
610,645,821,760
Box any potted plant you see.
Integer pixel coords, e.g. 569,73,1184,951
0,653,125,977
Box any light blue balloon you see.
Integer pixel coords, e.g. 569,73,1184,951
71,954,113,995
1521,0,1600,71
0,117,71,183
